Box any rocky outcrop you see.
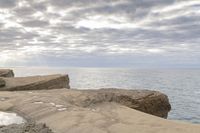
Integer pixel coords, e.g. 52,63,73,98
0,88,170,118
0,69,200,133
0,74,70,91
0,89,200,133
0,69,14,77
0,78,6,87
77,89,171,118
0,122,53,133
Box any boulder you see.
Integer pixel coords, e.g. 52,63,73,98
0,69,14,77
0,74,70,91
0,78,6,87
73,89,171,118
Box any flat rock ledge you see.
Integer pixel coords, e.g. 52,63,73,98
1,89,200,133
0,74,70,91
1,70,200,133
0,69,14,77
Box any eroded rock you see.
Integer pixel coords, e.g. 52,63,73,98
0,78,5,87
74,89,171,118
0,69,14,77
0,75,70,91
0,122,53,133
3,89,198,133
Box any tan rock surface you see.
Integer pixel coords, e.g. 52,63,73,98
0,69,14,77
0,75,70,91
0,89,199,133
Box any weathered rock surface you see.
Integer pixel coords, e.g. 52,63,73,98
76,89,171,118
0,122,53,133
0,89,199,133
0,69,199,133
0,69,14,77
0,89,173,133
0,74,70,91
0,78,5,87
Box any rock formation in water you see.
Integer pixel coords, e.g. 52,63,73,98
0,69,14,77
0,74,70,91
1,69,199,133
1,88,200,133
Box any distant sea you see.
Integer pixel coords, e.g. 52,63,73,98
7,67,200,124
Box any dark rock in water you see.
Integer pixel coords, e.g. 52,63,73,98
0,122,53,133
0,74,70,91
0,69,14,77
0,78,6,87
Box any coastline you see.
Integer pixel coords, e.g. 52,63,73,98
0,69,200,133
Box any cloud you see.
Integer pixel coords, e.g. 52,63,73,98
20,20,49,27
0,0,18,8
0,0,200,67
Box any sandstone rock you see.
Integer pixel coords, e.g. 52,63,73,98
0,101,13,111
0,122,53,133
0,69,14,77
0,78,6,87
1,89,199,133
74,89,171,118
0,89,200,133
0,74,70,91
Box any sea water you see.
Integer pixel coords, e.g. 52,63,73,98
9,67,200,124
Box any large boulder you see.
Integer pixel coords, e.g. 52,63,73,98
0,78,6,87
0,74,70,91
0,69,14,77
71,89,171,118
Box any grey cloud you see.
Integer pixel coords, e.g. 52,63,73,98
0,0,18,8
21,20,49,27
66,0,175,20
14,7,36,16
0,0,200,67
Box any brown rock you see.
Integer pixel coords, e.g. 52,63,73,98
75,89,171,118
0,69,14,77
0,78,6,87
1,89,199,133
0,74,70,91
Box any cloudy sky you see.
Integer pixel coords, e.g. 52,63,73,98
0,0,200,68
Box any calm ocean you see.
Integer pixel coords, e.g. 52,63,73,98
10,67,200,124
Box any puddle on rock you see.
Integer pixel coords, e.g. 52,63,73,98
57,108,67,111
0,111,25,126
34,101,44,104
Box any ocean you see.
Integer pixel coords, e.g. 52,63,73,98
9,67,200,124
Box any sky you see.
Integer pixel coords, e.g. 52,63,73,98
0,0,200,68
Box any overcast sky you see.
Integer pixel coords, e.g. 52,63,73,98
0,0,200,68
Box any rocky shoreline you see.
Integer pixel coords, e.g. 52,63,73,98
0,122,53,133
0,69,200,133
